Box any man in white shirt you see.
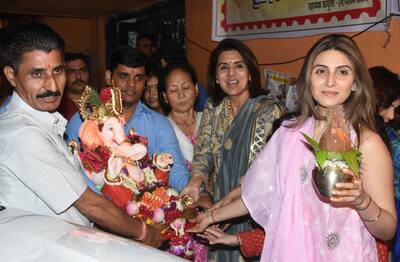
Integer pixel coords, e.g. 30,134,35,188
0,22,161,247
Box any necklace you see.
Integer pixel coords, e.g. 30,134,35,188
221,98,233,132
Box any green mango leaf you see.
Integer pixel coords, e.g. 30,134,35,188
327,152,344,160
315,150,327,169
301,133,320,151
341,150,361,176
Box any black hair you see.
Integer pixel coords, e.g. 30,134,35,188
208,38,267,106
65,52,91,75
369,66,400,109
147,66,162,79
65,52,89,65
108,45,146,72
1,23,65,75
158,63,198,113
369,66,400,130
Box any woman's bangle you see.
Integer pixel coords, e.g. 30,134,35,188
237,233,242,246
362,207,382,223
136,221,148,241
356,195,372,211
353,193,365,207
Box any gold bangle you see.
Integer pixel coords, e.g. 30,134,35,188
362,207,382,223
356,195,372,211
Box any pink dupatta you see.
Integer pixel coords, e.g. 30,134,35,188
242,118,377,262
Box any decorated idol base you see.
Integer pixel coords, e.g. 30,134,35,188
312,160,354,198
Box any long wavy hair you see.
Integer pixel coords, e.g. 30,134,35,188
294,34,377,145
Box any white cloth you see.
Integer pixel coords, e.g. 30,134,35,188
168,112,202,162
0,92,89,226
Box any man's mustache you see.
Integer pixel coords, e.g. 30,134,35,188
36,90,62,98
73,79,87,86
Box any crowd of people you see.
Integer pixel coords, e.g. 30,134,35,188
0,22,399,262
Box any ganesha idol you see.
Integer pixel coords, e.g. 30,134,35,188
72,86,173,208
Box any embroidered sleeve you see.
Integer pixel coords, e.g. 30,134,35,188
191,99,215,185
249,102,285,164
238,228,265,258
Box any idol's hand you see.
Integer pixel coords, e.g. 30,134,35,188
330,168,364,207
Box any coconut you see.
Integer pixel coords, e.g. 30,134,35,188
319,106,352,152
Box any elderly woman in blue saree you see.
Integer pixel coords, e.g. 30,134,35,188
181,38,284,262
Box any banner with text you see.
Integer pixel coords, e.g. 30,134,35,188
212,0,393,40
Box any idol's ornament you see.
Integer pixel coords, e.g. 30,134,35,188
303,106,362,198
72,85,198,259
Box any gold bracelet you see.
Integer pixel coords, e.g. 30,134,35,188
362,207,382,223
356,195,372,211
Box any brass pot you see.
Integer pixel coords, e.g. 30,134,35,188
312,162,353,198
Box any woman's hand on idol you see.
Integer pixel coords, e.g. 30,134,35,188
180,174,203,201
186,210,213,233
190,193,213,211
197,227,239,246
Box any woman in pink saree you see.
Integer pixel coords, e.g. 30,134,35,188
189,34,396,261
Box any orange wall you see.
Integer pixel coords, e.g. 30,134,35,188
39,16,107,88
186,0,400,91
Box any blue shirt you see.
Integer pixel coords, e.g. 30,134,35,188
65,101,189,192
0,95,11,115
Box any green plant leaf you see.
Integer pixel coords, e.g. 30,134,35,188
301,133,320,151
315,150,327,169
341,150,361,176
327,152,344,160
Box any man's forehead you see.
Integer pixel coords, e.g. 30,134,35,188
66,59,87,68
114,64,145,74
20,50,63,68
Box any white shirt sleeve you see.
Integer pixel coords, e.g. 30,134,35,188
6,126,87,214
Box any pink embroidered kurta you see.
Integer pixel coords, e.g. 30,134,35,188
242,117,377,262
